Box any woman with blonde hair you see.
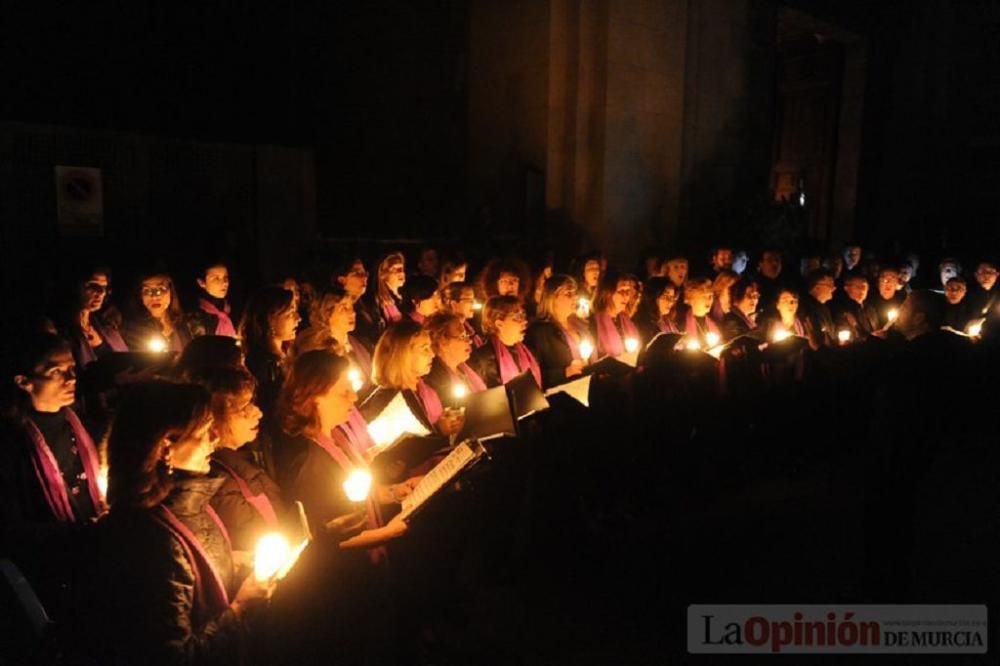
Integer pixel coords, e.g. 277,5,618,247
524,275,592,388
422,312,488,407
292,285,373,389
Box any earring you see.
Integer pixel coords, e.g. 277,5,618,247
163,446,174,475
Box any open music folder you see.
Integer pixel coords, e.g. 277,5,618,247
397,439,488,523
544,373,592,407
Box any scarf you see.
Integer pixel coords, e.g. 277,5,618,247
198,298,237,338
595,312,640,357
24,408,105,522
446,362,488,393
348,335,372,383
658,316,679,334
683,309,721,345
75,316,129,366
381,301,402,324
490,336,542,386
211,455,279,529
415,379,444,427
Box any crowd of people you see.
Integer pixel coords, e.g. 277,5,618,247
2,240,999,664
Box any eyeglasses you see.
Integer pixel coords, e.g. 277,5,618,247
37,366,76,382
84,282,109,295
348,268,369,278
141,286,169,297
447,332,472,342
504,312,528,322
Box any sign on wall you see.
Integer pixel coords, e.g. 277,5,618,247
55,166,104,236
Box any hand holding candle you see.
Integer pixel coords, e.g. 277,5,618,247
578,339,594,361
887,308,899,324
254,533,292,582
967,321,983,338
343,469,373,503
772,328,791,343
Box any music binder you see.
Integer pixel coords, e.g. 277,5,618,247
584,355,633,377
544,373,592,407
505,370,550,419
396,439,488,523
455,384,516,442
363,391,432,451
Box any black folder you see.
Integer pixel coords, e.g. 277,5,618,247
455,384,516,442
505,370,550,419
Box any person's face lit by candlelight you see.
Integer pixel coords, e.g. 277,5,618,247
583,260,601,289
944,278,967,305
168,416,218,474
495,308,528,346
328,297,356,336
270,304,300,343
450,287,476,320
552,284,578,321
338,262,368,299
438,320,473,368
877,270,899,301
776,290,799,324
198,265,230,300
408,332,435,378
415,290,442,317
281,278,300,311
664,259,688,287
810,276,836,304
314,373,357,431
735,285,760,316
15,349,76,413
610,280,636,316
82,273,109,312
497,272,520,297
216,390,262,450
939,261,959,288
386,259,406,294
843,277,868,305
974,263,998,291
141,277,172,321
759,251,782,280
685,284,713,318
443,263,467,286
656,285,678,318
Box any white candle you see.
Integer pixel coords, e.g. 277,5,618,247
254,533,292,582
968,322,983,338
685,338,701,351
887,308,899,323
343,469,372,502
452,383,468,400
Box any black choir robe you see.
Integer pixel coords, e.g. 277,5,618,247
830,297,879,340
524,320,577,389
798,294,837,348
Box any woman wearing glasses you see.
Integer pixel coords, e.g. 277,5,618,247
62,265,128,368
123,272,192,353
467,295,542,388
423,312,487,407
440,281,485,348
591,271,642,358
525,275,592,389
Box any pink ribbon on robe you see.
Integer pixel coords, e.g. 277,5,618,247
415,379,444,427
199,298,237,337
658,316,679,334
154,504,231,623
25,408,105,522
683,309,721,345
595,312,640,357
490,336,542,387
381,301,402,324
348,335,372,382
211,457,279,529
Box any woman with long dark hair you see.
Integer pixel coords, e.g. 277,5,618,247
524,275,593,389
369,251,406,327
62,265,128,368
122,272,192,353
399,274,441,326
633,277,679,343
239,286,300,418
591,271,641,358
82,380,272,664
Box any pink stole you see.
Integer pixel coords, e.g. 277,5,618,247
683,309,721,344
381,301,402,324
416,379,444,427
154,504,231,624
342,407,377,455
464,320,486,348
557,322,584,361
198,298,237,338
211,456,279,528
318,430,387,565
658,316,679,334
25,408,105,522
348,335,372,383
76,318,129,366
490,336,542,387
446,362,488,393
409,312,426,326
595,312,640,357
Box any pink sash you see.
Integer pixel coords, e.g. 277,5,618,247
456,363,488,392
348,335,372,381
211,457,279,528
595,312,640,357
343,407,377,455
416,379,444,426
381,301,402,324
75,318,129,367
683,309,721,345
464,321,486,348
154,504,231,624
658,316,679,334
199,299,237,338
491,336,542,386
25,409,105,522
557,318,590,361
409,312,426,326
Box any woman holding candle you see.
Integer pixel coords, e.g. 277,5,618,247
123,272,193,353
292,286,374,390
591,271,642,358
634,277,680,343
82,380,272,664
468,296,542,388
274,349,409,549
441,281,486,348
400,274,442,326
524,275,593,388
423,312,488,406
722,277,761,341
674,277,722,349
240,286,300,420
0,332,106,621
761,288,807,341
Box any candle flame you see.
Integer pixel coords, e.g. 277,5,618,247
838,329,851,343
147,336,167,353
624,337,639,353
254,532,291,582
705,332,720,348
347,367,364,392
452,383,468,400
772,328,791,343
343,469,372,502
578,339,594,360
96,465,108,500
968,322,983,338
887,308,899,323
685,338,701,351
472,301,483,311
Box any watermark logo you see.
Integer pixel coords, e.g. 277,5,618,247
688,605,987,654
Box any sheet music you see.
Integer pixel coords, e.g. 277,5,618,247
398,441,481,522
544,374,592,407
365,392,431,451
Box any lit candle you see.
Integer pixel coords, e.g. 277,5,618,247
342,469,372,502
968,321,983,338
472,300,483,311
838,329,851,344
347,367,364,392
577,297,591,318
705,332,720,348
254,532,292,582
578,339,594,361
772,328,791,343
624,337,639,353
452,383,468,400
147,335,167,353
887,308,899,323
96,465,108,500
685,338,701,351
